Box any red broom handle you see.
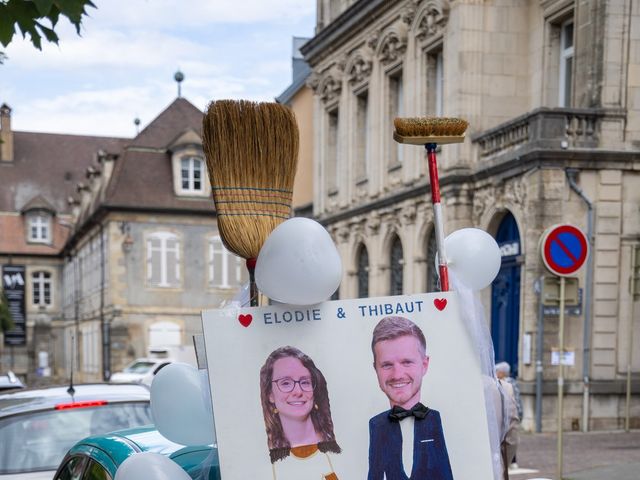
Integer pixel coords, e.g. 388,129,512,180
426,143,449,292
246,258,258,306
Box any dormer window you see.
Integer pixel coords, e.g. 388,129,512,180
180,156,204,193
169,130,209,198
27,212,51,243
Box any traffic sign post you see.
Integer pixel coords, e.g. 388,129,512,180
540,224,589,480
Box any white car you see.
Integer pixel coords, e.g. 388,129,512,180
110,346,197,386
109,358,173,386
0,383,152,479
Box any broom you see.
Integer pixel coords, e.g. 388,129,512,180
202,100,299,306
393,117,468,292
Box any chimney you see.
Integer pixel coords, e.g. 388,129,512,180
0,103,14,162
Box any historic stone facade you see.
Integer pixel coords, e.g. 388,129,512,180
1,98,246,385
302,0,640,431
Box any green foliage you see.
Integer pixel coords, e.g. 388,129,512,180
0,292,13,334
0,0,96,50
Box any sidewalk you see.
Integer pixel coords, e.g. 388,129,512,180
510,430,640,480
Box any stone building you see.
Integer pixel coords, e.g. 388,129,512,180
301,0,640,431
0,98,246,384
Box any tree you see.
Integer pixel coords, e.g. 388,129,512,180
0,291,13,334
0,0,95,51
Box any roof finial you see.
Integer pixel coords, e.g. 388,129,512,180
134,117,140,134
174,70,184,98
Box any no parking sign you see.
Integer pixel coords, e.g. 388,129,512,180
539,223,589,480
540,224,589,276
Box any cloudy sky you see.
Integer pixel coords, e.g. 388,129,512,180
0,0,316,137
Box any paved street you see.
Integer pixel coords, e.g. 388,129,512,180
511,430,640,480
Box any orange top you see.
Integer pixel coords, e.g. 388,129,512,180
290,444,319,459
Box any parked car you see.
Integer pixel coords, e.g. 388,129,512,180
53,426,220,480
110,346,196,386
0,372,24,392
109,358,172,386
0,383,152,479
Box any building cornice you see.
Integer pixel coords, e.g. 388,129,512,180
300,0,388,66
317,148,639,226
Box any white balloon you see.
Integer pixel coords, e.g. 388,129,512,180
438,228,502,291
151,363,215,446
115,452,192,480
256,217,342,305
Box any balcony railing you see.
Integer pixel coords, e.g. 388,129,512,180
473,107,626,159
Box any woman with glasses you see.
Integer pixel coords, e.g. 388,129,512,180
259,346,341,480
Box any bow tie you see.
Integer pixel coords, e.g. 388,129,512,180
388,402,429,421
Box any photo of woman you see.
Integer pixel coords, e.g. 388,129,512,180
259,346,341,480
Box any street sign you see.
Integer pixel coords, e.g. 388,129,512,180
541,224,589,277
551,348,575,366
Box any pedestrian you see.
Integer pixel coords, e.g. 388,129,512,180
496,362,521,471
496,362,523,420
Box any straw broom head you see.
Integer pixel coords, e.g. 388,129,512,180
202,100,299,260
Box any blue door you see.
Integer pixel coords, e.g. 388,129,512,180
491,212,521,376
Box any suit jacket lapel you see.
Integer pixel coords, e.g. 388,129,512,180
410,414,429,480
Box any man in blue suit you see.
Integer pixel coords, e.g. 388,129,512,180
368,316,453,480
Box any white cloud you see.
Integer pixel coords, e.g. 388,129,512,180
90,0,315,28
1,0,315,136
6,29,212,70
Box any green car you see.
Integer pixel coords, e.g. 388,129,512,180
53,426,220,480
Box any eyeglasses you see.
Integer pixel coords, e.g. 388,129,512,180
272,377,315,393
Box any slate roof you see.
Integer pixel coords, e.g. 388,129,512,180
103,98,213,213
128,97,204,149
1,97,213,255
0,131,129,214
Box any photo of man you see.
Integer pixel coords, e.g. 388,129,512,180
368,316,453,480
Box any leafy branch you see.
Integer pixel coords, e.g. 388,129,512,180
0,291,14,334
0,0,96,50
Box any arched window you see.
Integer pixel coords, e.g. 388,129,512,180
426,229,438,292
146,232,181,287
356,244,369,298
389,235,403,295
209,235,246,288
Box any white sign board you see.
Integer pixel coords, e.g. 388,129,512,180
202,293,494,480
551,348,576,366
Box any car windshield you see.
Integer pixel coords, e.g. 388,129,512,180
0,402,152,474
123,361,156,374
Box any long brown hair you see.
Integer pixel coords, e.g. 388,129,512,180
259,346,341,463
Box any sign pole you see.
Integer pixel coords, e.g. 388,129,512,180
539,223,588,480
556,275,566,480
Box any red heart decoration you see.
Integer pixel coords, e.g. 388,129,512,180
434,298,447,311
238,314,253,327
